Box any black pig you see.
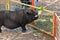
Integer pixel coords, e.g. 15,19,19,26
0,9,38,32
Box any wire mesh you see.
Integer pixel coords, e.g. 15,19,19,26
33,12,53,34
0,0,6,11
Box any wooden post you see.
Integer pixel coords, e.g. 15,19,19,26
54,13,56,37
5,0,10,11
32,0,34,10
31,0,35,24
54,13,57,40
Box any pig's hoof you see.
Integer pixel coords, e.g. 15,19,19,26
0,30,2,33
22,30,27,32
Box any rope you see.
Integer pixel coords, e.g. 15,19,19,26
10,0,54,14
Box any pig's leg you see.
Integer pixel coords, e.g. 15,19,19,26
21,25,27,32
0,22,3,33
0,26,2,33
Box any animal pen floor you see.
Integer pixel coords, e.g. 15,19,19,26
0,26,54,40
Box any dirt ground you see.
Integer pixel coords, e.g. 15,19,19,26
0,26,54,40
0,32,54,40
